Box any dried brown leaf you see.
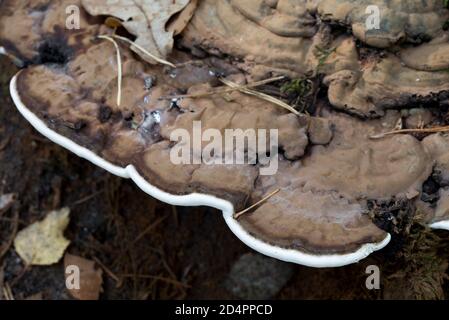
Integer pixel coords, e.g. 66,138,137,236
64,254,103,301
167,0,198,36
82,0,190,63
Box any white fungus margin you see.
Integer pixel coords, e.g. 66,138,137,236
7,71,400,268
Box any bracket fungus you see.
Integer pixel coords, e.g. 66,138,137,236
2,0,449,268
310,0,449,48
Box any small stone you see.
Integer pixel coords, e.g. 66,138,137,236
225,253,295,299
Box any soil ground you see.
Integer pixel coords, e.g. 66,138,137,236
1,55,449,300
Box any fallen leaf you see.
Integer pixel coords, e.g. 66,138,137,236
167,0,198,36
82,0,190,63
64,254,103,300
0,193,16,215
14,208,70,266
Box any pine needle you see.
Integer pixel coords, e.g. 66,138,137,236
111,34,176,68
3,283,14,300
233,188,280,219
161,76,286,100
93,256,123,288
220,78,302,116
98,35,122,107
370,126,449,139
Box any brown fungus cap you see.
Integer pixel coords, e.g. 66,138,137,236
322,38,449,118
0,0,102,63
180,0,329,79
182,1,449,118
3,0,449,258
309,0,449,48
7,46,395,254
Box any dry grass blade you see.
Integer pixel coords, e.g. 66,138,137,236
220,78,301,116
161,76,286,100
3,283,14,300
111,34,176,68
131,215,168,246
234,189,280,219
370,126,449,139
71,190,105,207
98,35,122,107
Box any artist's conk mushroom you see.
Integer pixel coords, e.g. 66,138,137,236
2,0,449,268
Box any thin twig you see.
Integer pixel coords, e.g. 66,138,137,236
220,78,302,116
93,256,123,288
370,126,449,139
131,215,168,246
0,137,10,152
111,34,176,68
160,76,286,100
98,35,122,107
119,274,190,288
234,188,281,219
70,190,105,207
10,264,30,288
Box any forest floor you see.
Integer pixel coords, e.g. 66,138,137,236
1,55,449,300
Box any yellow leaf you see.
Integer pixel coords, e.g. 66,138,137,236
14,208,71,266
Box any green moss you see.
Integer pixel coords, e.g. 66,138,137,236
280,78,312,96
279,78,314,113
